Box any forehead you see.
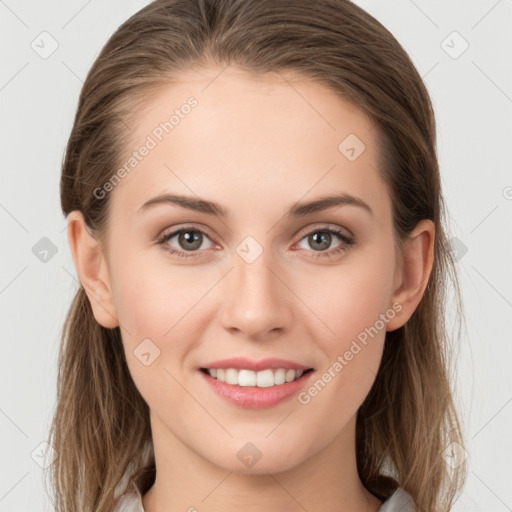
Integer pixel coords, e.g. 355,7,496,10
108,66,390,223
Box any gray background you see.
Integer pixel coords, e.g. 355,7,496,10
1,0,511,510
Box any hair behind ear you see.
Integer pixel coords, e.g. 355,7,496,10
47,287,153,510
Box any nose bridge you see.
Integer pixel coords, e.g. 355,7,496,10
219,236,291,338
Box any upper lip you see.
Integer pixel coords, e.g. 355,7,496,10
200,357,312,371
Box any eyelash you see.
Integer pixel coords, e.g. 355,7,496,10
156,225,355,260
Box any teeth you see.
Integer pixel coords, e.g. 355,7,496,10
225,368,238,385
206,367,307,387
274,368,286,385
238,369,256,387
257,369,274,388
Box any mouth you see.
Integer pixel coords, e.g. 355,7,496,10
199,367,314,387
198,358,315,409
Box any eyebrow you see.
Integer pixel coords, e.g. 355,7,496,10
137,192,373,217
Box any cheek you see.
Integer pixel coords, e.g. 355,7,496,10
110,252,215,392
111,248,210,338
113,262,193,413
302,247,396,352
294,248,395,413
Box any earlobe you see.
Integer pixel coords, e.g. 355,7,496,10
66,211,119,329
386,219,435,332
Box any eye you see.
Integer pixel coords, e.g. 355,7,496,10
156,224,355,260
157,226,214,258
296,226,354,258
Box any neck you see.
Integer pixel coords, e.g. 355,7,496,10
142,412,382,512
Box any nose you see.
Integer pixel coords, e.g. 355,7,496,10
218,245,293,340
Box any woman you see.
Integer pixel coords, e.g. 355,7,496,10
49,1,467,511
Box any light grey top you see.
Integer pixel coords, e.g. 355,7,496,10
113,481,416,512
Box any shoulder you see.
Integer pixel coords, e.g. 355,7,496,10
112,480,145,512
378,487,416,511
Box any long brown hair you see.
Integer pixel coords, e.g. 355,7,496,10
49,1,467,510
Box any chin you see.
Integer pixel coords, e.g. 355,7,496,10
201,437,308,476
223,454,303,476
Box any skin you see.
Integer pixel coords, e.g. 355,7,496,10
67,66,434,512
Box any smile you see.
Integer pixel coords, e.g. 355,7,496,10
201,367,313,387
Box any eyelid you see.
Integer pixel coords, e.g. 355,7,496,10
156,223,218,244
294,222,354,241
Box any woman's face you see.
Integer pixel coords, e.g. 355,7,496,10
100,66,405,473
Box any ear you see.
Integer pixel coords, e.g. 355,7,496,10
66,211,119,329
386,219,435,332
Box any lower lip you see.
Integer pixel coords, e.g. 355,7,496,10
199,370,314,409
